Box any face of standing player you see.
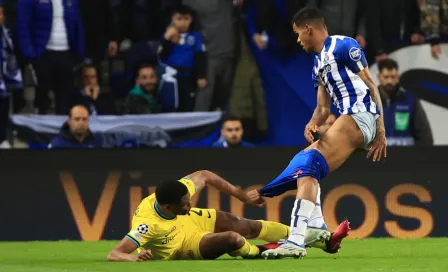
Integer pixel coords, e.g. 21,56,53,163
293,21,327,54
293,23,315,53
222,120,243,145
68,106,89,137
378,68,400,95
169,194,192,215
172,13,192,34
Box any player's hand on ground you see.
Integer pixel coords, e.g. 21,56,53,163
246,189,265,207
136,250,153,262
304,123,319,143
366,131,387,162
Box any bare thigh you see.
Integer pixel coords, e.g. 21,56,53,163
306,114,364,172
214,211,262,239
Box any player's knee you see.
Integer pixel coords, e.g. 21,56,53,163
226,231,245,250
297,177,319,190
245,219,262,239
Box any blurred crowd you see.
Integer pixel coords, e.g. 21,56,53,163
0,0,445,148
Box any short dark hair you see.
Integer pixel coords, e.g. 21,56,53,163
82,63,96,72
292,7,325,28
155,180,189,205
171,4,194,17
378,59,399,72
222,115,241,126
134,64,157,81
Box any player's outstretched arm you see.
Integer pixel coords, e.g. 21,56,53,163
305,86,331,143
107,237,153,262
186,170,263,206
357,67,387,161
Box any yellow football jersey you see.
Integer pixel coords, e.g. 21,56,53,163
126,177,197,260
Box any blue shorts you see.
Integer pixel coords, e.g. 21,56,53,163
259,149,330,198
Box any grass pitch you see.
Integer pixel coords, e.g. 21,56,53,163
0,239,447,272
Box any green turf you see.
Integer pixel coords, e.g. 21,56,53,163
0,239,447,272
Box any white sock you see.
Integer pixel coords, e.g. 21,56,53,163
308,186,328,230
288,199,315,245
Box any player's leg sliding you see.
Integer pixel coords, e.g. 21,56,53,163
199,231,260,259
228,236,260,258
255,220,290,243
258,150,330,259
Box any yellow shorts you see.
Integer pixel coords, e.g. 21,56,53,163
178,208,217,260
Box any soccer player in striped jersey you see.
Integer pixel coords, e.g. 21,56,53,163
247,7,387,259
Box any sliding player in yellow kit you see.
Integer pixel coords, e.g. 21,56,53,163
107,170,347,261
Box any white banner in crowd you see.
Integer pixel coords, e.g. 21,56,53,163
370,44,448,145
11,112,223,147
11,112,223,134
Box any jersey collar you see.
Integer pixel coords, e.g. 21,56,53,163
323,36,332,50
154,201,176,220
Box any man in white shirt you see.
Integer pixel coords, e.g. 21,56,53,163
17,0,85,115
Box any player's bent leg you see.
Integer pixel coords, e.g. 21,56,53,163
214,211,289,242
199,231,259,260
262,176,318,259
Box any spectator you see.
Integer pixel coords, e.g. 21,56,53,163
419,0,448,59
318,0,367,48
3,0,26,113
17,0,85,115
0,3,22,148
123,64,162,114
71,64,116,115
366,0,422,63
183,0,236,111
108,0,178,69
48,105,98,148
78,0,110,66
377,59,433,146
250,0,313,52
159,5,207,112
212,116,254,148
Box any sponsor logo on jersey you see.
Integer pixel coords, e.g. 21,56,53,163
161,233,178,245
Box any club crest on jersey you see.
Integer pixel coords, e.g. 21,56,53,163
323,54,330,65
188,36,195,45
137,224,149,234
349,47,362,61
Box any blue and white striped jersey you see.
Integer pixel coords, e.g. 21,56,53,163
312,35,380,117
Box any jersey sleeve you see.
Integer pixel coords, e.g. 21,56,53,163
178,177,197,198
338,38,368,74
312,69,320,90
312,57,322,90
126,217,153,249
